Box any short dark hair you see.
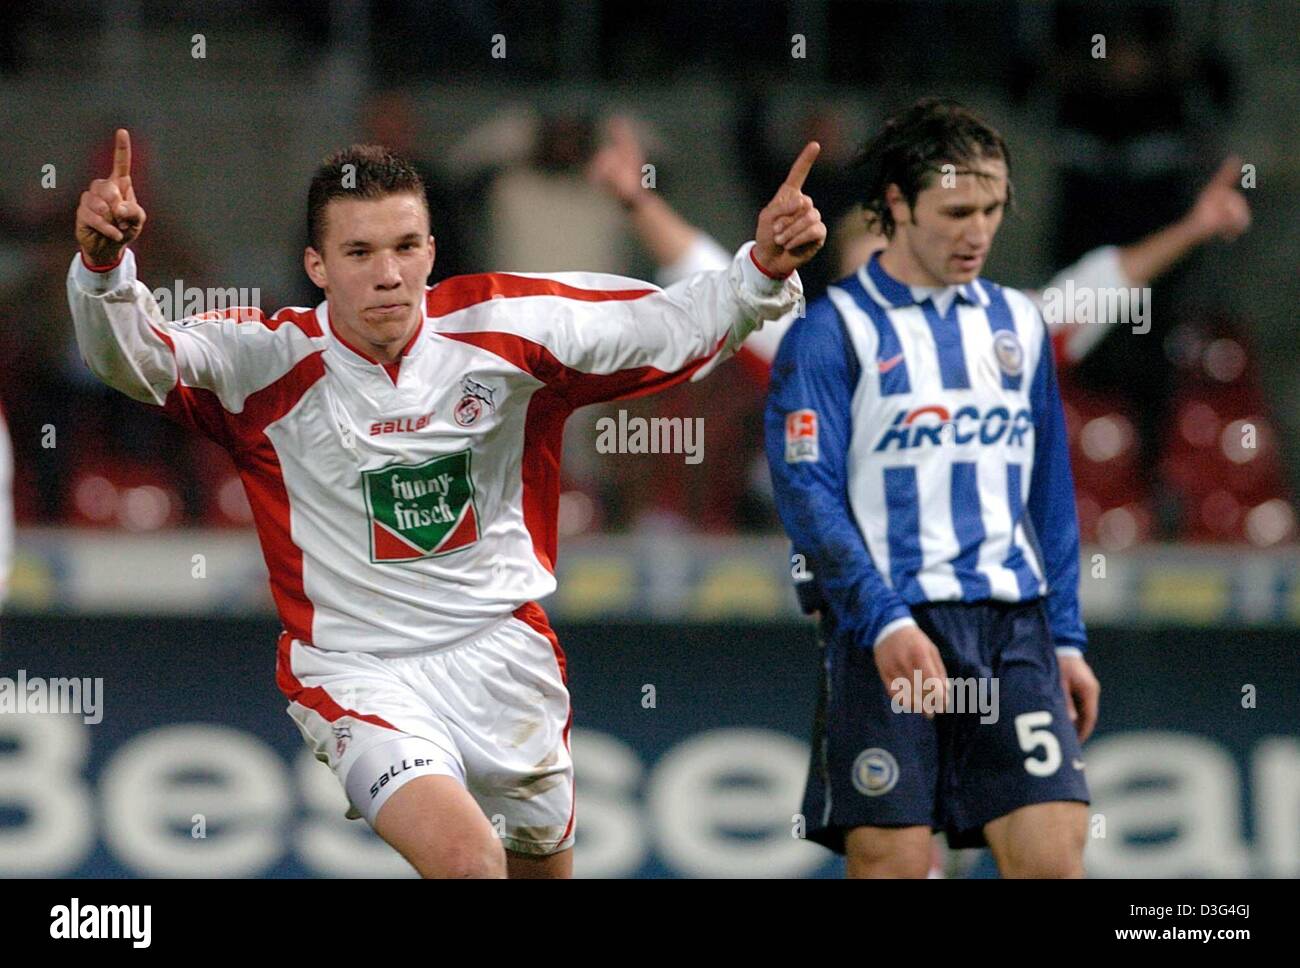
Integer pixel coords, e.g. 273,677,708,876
855,97,1012,239
307,144,428,250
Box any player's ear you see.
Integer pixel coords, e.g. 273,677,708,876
304,246,328,289
884,183,910,227
426,235,436,277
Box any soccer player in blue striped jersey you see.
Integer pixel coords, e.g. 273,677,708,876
766,98,1099,877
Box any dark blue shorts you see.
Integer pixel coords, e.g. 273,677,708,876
802,598,1090,851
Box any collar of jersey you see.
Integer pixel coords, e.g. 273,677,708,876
315,299,427,370
864,250,980,309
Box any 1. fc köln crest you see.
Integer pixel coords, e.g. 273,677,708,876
361,449,481,562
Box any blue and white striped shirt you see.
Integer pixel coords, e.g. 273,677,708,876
765,250,1086,653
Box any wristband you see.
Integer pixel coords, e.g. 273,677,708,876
749,246,790,281
80,250,125,273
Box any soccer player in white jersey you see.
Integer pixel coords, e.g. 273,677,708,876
69,129,826,878
765,98,1098,877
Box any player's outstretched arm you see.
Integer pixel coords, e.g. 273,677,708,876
509,143,825,406
67,129,284,422
587,117,804,382
1038,156,1252,366
1118,155,1250,287
661,141,827,384
68,128,182,406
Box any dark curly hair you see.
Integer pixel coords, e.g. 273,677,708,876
307,144,428,250
855,97,1012,239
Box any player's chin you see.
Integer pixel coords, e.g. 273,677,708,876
949,255,985,281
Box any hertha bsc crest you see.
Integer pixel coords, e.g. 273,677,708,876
362,449,481,562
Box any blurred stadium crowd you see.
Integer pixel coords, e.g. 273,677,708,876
0,0,1295,548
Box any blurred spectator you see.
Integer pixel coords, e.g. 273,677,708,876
1038,1,1240,512
487,115,628,273
361,88,474,283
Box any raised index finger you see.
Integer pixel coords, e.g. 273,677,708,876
1211,154,1242,189
783,141,821,190
112,128,132,182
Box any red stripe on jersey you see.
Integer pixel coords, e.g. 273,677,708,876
274,632,399,730
149,312,324,447
162,304,322,335
512,601,567,683
234,352,327,643
151,324,237,451
178,305,323,335
148,308,326,644
426,273,655,317
511,601,575,843
436,330,726,408
519,385,570,575
276,306,325,338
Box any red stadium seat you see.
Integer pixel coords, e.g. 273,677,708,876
63,456,184,530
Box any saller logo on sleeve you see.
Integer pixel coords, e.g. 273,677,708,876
362,449,480,562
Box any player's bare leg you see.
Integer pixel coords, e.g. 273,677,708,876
844,825,931,878
983,801,1087,878
505,847,573,879
372,775,507,878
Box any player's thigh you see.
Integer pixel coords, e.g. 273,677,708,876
505,846,573,879
984,800,1087,878
372,774,506,879
446,617,576,858
844,825,932,878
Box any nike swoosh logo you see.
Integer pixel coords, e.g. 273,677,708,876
1072,758,1087,770
878,353,905,373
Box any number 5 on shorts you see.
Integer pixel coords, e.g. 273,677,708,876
1014,711,1062,777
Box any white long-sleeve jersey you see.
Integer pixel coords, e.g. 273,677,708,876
68,244,799,654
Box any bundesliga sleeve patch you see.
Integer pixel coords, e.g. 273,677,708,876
785,409,819,463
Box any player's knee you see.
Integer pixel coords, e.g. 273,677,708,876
417,837,507,879
999,841,1085,879
845,829,930,878
847,853,929,878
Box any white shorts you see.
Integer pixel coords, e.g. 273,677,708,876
277,602,575,856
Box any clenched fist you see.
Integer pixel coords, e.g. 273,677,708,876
76,128,146,267
752,141,827,279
